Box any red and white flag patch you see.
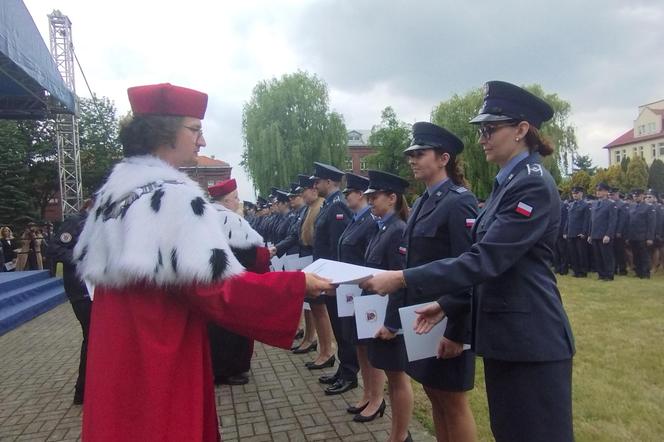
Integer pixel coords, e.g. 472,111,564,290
515,201,533,217
398,246,407,255
465,218,476,228
335,213,345,220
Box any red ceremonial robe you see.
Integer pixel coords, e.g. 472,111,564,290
82,271,305,442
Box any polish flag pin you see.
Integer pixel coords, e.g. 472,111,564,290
398,246,407,255
335,214,344,220
465,218,476,228
515,202,533,217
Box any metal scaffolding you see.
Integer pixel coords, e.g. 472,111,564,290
48,10,82,218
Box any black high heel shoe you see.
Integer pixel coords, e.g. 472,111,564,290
305,355,335,370
346,401,369,414
352,399,386,423
402,431,412,442
292,341,317,354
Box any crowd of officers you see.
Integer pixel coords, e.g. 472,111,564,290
555,184,664,280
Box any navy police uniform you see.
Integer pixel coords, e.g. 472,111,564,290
554,199,569,274
362,171,409,372
311,162,357,382
566,190,591,277
46,212,91,403
589,183,618,280
611,189,629,275
628,190,657,278
404,82,575,442
401,122,477,391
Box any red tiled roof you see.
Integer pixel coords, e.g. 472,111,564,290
604,115,664,149
195,155,230,167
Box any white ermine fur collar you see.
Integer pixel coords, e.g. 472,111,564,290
211,203,264,249
74,155,244,288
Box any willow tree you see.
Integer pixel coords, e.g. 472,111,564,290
242,71,347,196
431,84,578,199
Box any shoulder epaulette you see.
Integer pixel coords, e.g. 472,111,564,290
450,185,468,194
526,163,544,176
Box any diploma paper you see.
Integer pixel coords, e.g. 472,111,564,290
336,284,362,317
398,303,471,362
270,255,284,272
303,301,311,311
353,294,388,340
282,254,300,271
297,255,313,270
302,258,383,284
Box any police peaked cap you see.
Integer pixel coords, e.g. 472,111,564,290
404,122,464,155
595,182,610,191
288,182,302,196
364,170,409,195
243,201,256,210
470,80,554,129
298,174,315,189
571,186,585,193
310,162,345,181
275,190,290,203
343,173,370,193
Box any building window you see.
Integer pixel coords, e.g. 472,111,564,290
648,122,656,133
615,152,621,163
345,157,353,171
360,159,368,171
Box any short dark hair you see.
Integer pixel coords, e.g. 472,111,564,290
119,114,183,157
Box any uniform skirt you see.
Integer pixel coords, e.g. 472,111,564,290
367,335,408,372
407,349,475,391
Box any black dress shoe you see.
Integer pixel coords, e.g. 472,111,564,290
347,401,369,414
353,399,386,422
292,341,317,354
324,379,357,395
294,328,304,340
318,374,338,384
215,374,249,386
73,390,84,405
306,355,335,370
403,431,413,442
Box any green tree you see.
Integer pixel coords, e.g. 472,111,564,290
573,154,595,175
648,159,664,194
366,107,412,178
0,121,36,225
620,156,630,173
431,84,577,198
78,95,123,195
569,170,592,195
624,155,649,190
242,71,347,195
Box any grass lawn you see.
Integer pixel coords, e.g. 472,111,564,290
412,272,664,441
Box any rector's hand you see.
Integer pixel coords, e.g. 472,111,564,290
413,302,445,334
437,337,463,359
359,270,404,296
304,273,334,298
374,326,397,341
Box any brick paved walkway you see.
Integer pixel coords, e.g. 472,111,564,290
0,304,434,441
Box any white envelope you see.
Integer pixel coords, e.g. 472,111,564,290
302,258,383,284
398,303,471,362
353,294,388,340
336,284,362,317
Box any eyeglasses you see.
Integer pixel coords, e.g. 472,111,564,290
183,125,204,139
477,122,518,140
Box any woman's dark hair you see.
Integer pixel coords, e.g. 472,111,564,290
435,151,470,189
524,125,555,157
391,192,410,222
119,114,184,157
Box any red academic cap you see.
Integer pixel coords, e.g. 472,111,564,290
208,179,237,199
127,83,208,119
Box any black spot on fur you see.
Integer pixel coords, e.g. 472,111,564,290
228,230,232,239
224,216,228,224
120,204,130,219
102,201,116,220
78,246,88,262
245,233,249,240
151,189,165,212
170,248,178,273
191,197,206,216
157,249,163,266
95,206,102,220
210,248,228,280
231,246,256,268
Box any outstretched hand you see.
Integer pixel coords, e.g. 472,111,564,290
413,302,445,334
359,270,404,296
304,273,334,298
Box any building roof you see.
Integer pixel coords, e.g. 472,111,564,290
192,155,230,167
347,129,372,147
604,112,664,149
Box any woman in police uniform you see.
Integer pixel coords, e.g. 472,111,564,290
362,81,575,442
402,122,478,442
362,170,413,442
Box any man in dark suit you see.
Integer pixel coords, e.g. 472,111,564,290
588,182,618,280
609,188,629,275
566,186,591,277
627,189,657,278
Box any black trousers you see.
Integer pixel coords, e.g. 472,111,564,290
592,239,615,279
613,237,627,273
631,240,650,277
324,295,359,382
554,237,569,274
208,324,253,378
70,297,92,395
484,358,574,442
568,237,589,275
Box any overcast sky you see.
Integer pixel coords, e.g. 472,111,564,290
23,0,664,200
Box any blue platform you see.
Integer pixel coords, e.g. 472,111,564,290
0,270,66,336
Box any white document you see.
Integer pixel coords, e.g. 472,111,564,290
282,254,300,271
297,255,313,270
398,303,470,362
336,284,362,317
4,262,16,271
303,301,311,311
270,255,284,272
85,280,95,301
301,258,383,284
353,294,388,340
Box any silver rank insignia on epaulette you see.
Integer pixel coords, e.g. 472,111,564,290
526,164,543,176
451,186,467,194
